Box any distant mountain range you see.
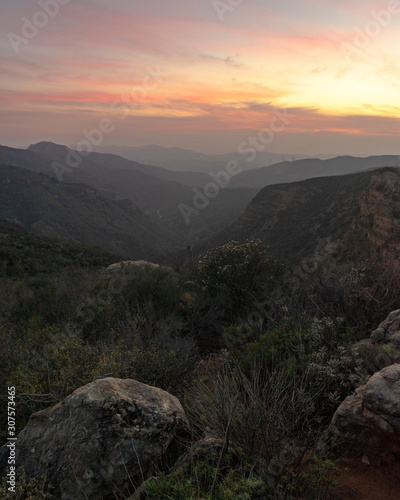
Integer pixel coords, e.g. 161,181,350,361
92,144,311,173
1,141,399,262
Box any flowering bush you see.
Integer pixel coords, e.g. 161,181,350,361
198,240,285,318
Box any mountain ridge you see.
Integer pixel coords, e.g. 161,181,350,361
230,155,400,189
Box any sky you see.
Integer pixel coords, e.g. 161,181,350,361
1,0,400,155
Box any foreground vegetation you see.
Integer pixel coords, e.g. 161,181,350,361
1,224,400,498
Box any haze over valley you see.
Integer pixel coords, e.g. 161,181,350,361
1,142,399,261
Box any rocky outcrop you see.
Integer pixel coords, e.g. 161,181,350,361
329,364,400,461
0,378,189,500
352,310,400,374
371,309,400,344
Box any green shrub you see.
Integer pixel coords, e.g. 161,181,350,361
0,468,53,499
78,266,185,341
143,455,265,499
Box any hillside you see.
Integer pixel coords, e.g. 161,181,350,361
214,167,400,262
0,164,178,259
2,166,400,500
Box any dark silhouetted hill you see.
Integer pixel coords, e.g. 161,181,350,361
0,164,178,260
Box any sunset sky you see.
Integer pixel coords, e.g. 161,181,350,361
1,0,400,155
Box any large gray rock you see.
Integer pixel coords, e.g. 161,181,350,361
1,378,189,499
371,309,400,343
330,364,400,459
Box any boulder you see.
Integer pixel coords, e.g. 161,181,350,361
0,378,189,499
371,309,400,343
329,364,400,460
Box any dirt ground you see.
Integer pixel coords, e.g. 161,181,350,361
329,456,400,500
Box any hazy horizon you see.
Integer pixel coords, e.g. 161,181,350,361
2,140,397,161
